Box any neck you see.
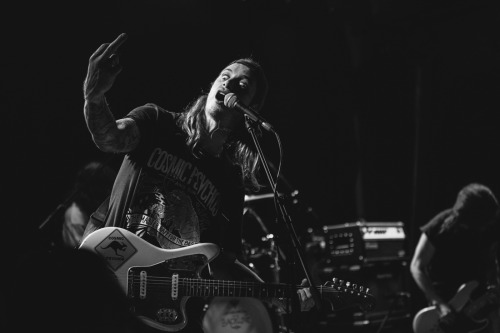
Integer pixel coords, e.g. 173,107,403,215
199,126,232,158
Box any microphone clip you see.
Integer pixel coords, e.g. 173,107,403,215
217,91,274,132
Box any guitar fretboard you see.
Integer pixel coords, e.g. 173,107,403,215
181,278,295,298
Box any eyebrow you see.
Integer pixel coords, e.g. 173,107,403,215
220,68,253,82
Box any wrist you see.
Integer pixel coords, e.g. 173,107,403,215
84,94,106,105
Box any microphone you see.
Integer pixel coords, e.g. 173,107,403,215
216,92,274,132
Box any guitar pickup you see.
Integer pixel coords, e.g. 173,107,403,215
139,271,147,300
171,273,179,300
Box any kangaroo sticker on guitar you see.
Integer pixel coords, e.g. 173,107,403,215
91,228,138,271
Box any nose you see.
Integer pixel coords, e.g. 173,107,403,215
222,78,238,92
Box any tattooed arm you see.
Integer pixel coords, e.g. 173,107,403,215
83,33,140,153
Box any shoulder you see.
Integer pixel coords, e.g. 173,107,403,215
421,208,452,237
126,103,183,138
127,103,178,122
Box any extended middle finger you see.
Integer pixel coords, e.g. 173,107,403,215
102,33,128,59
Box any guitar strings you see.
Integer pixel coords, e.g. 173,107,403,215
113,275,362,295
114,275,361,290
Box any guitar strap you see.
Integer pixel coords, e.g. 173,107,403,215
81,195,111,244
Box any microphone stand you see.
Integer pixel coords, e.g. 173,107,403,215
36,184,77,251
38,191,76,232
244,116,323,317
38,156,116,247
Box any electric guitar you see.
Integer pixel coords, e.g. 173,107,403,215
413,280,500,333
79,227,376,332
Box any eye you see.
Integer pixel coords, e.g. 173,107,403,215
221,74,229,81
239,80,249,90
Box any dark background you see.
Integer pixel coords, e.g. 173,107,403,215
4,0,500,329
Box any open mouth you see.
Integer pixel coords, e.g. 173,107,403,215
215,91,226,102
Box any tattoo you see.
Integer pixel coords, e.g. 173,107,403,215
84,98,139,153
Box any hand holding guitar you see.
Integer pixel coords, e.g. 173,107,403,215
297,279,315,311
434,300,453,317
413,281,500,333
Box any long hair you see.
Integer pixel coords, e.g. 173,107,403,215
177,58,269,192
441,183,499,233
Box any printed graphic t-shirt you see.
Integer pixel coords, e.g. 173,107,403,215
103,104,245,255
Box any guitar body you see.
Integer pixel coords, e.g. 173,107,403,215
413,281,493,333
79,227,219,332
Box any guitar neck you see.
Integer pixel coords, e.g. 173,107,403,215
180,278,299,299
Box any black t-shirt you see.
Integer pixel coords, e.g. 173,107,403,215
103,103,245,255
421,208,499,301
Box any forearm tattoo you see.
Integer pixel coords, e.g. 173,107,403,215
84,101,138,155
84,98,117,149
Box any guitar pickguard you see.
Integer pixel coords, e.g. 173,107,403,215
127,254,209,331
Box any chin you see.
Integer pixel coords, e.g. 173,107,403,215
206,101,224,117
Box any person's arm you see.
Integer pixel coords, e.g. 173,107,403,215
83,33,140,154
410,232,453,316
61,203,88,248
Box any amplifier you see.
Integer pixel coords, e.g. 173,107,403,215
307,221,407,265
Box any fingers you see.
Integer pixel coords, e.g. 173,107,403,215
304,287,312,299
297,287,315,311
102,33,128,59
89,33,128,62
297,287,312,302
109,53,121,70
89,43,109,61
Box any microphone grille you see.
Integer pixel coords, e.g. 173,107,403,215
224,93,238,108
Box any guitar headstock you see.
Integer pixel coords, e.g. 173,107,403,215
320,277,376,312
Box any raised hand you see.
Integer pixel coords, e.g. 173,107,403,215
83,33,128,102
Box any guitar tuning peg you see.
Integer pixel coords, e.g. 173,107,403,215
332,277,338,284
352,284,358,290
339,280,344,286
345,281,351,288
365,287,370,294
359,286,364,292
